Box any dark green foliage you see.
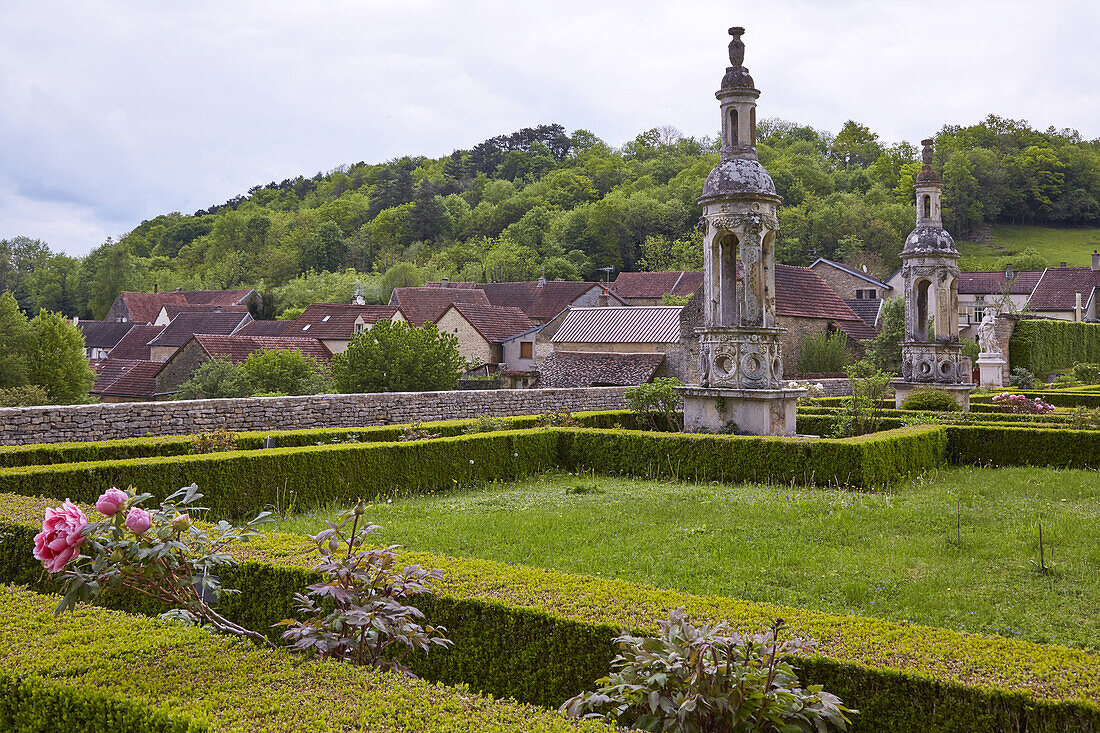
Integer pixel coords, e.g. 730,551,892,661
899,389,961,412
239,348,328,396
332,320,463,393
944,425,1100,469
0,291,33,389
175,357,252,400
866,297,904,374
1010,320,1100,376
1010,366,1037,388
623,377,684,430
798,330,852,374
0,385,49,408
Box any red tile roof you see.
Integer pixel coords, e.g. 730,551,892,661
147,312,252,347
957,270,1044,295
192,335,333,364
95,360,164,399
390,288,490,325
106,325,165,361
833,319,878,341
116,289,254,324
77,321,134,349
234,320,296,337
480,281,627,321
91,358,142,392
538,351,665,387
552,306,683,344
289,303,399,340
774,265,864,321
1026,267,1100,312
611,271,705,299
424,281,479,289
446,303,536,343
160,303,250,320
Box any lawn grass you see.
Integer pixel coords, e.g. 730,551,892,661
957,224,1100,269
270,466,1100,651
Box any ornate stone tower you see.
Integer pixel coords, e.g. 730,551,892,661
893,138,973,408
680,27,804,436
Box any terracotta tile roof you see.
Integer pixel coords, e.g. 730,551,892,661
192,335,333,364
538,351,665,388
552,306,683,344
833,319,878,342
1026,267,1100,311
447,303,536,343
774,265,864,321
91,358,142,392
957,270,1043,295
809,258,891,288
389,288,490,325
843,299,883,328
289,303,399,340
234,320,296,337
147,312,252,347
478,281,626,321
76,321,134,349
95,360,164,398
611,271,705,299
160,303,249,319
106,325,164,361
116,289,254,324
424,281,479,289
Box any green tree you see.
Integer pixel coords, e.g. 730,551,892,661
175,358,252,400
27,310,95,404
943,152,983,235
0,290,33,388
829,120,883,168
303,221,346,273
867,296,904,374
239,348,328,395
332,320,463,393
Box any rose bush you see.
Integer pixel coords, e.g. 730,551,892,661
991,393,1056,414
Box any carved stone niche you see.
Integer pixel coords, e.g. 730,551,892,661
698,328,783,390
900,342,967,384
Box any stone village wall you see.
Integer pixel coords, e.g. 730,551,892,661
0,387,628,446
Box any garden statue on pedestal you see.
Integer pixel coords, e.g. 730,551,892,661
678,27,805,436
975,309,1006,388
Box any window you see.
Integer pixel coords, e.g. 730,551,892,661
321,315,331,322
923,195,931,219
301,324,310,331
520,341,533,359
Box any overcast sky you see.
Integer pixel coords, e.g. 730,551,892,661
2,0,1098,256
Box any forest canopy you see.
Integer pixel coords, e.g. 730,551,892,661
3,115,1098,320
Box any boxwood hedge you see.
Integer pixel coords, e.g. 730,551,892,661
2,495,1098,732
0,585,612,733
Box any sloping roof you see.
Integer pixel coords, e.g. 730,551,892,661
91,358,142,392
106,325,165,361
957,270,1043,295
843,299,883,328
77,321,134,349
234,320,296,337
611,271,705,299
191,335,333,364
447,303,536,343
147,311,252,348
389,288,490,326
539,351,664,388
774,265,865,321
290,303,399,340
552,306,683,344
116,289,254,324
424,281,479,289
833,319,878,341
1025,267,1100,311
160,303,250,319
94,360,164,398
478,281,625,321
809,258,890,288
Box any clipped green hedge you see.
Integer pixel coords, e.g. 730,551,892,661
0,586,612,733
946,425,1100,469
3,495,1099,732
971,390,1100,408
1010,319,1100,376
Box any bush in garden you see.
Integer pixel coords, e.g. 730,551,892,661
797,331,851,374
562,607,855,732
1066,407,1100,430
624,377,684,431
277,502,452,675
34,484,273,646
0,384,50,407
991,392,1056,414
1072,362,1100,385
535,410,581,428
1009,367,1036,389
832,361,891,437
191,427,238,454
899,388,961,412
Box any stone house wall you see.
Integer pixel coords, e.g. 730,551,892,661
155,340,211,394
0,387,629,446
435,309,498,366
809,262,888,300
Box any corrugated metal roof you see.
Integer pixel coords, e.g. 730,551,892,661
551,306,682,344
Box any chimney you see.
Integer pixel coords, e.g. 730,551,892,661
597,287,609,307
1076,292,1083,321
1060,261,1068,268
1092,251,1099,271
537,276,547,287
1005,264,1014,280
440,277,449,286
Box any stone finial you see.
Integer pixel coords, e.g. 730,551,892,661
921,138,934,166
728,27,746,67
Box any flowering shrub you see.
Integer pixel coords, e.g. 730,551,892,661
191,427,238,454
787,380,826,406
277,502,452,675
562,608,855,732
991,393,1056,414
36,484,273,645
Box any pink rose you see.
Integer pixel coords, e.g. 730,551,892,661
95,487,128,516
33,499,88,574
125,507,152,534
171,513,190,531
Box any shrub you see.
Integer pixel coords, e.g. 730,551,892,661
1010,319,1100,376
1051,373,1080,389
798,331,852,375
563,609,855,732
190,428,238,454
1072,362,1100,385
832,361,891,437
175,357,251,400
240,348,329,396
991,393,1056,414
0,384,50,407
899,388,961,412
623,377,684,431
332,320,463,393
1009,367,1036,389
1066,407,1100,431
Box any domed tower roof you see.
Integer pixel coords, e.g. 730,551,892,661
698,27,779,203
903,138,956,256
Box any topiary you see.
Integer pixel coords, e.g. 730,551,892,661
899,388,961,412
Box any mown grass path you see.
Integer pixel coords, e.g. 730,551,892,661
272,466,1100,650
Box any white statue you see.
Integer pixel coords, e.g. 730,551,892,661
976,309,1000,354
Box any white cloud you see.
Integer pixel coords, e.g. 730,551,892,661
1,0,1097,255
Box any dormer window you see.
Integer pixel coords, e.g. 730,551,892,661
302,324,310,331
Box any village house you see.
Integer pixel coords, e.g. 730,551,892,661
435,302,536,370
810,258,894,301
75,320,134,360
610,271,704,305
287,303,400,353
155,335,333,395
388,287,490,326
424,278,628,324
100,324,165,362
105,288,258,324
1025,256,1100,322
152,303,249,326
91,360,166,403
146,311,253,362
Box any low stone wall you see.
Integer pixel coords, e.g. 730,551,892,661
0,387,628,446
787,376,853,397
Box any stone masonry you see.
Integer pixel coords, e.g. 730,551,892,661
0,387,628,446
